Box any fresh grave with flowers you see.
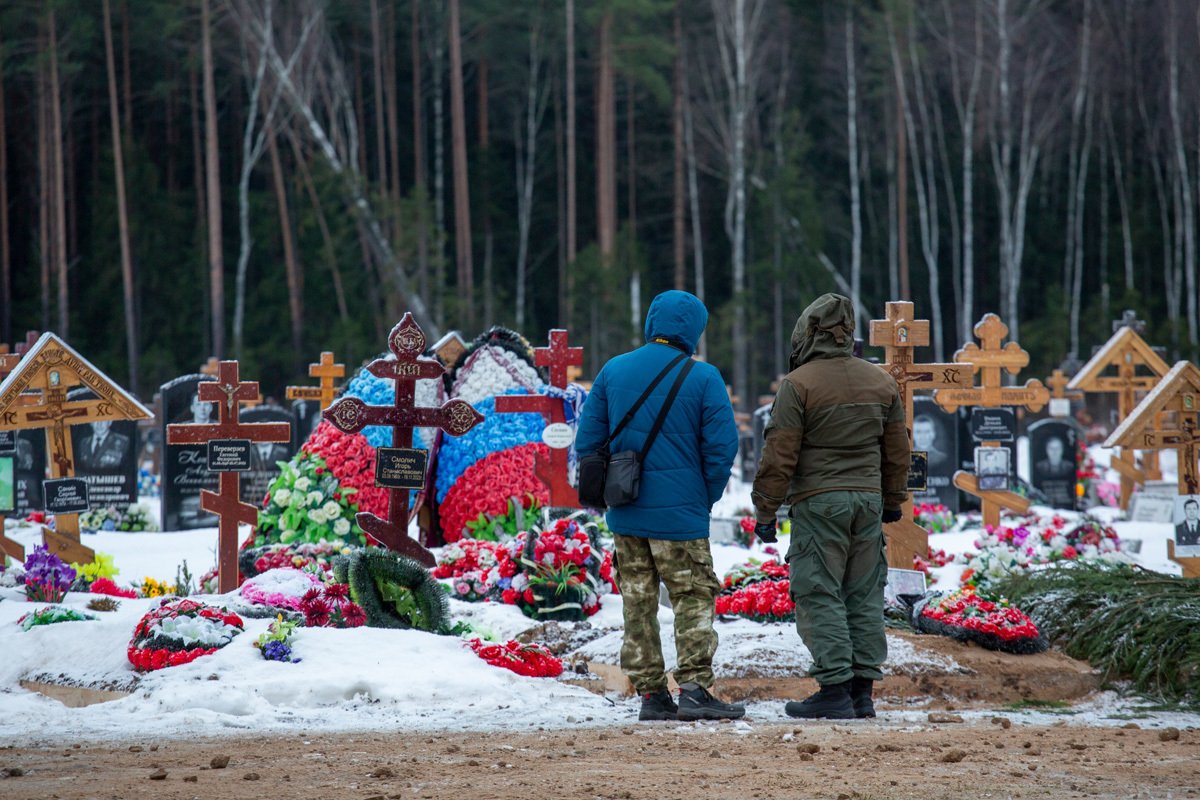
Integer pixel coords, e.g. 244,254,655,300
911,587,1047,655
715,558,794,623
239,567,326,613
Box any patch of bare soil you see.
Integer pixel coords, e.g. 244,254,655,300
2,721,1196,800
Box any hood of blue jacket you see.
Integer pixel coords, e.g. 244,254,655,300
643,290,708,354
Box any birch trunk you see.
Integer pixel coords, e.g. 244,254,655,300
267,124,303,363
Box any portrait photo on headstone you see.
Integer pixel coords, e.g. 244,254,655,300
1029,419,1080,510
976,446,1011,492
1173,495,1200,556
911,396,959,510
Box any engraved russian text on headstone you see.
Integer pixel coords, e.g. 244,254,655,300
1129,489,1176,523
1028,418,1079,509
43,477,90,515
908,452,929,492
238,405,296,507
207,440,253,472
160,374,217,531
67,388,139,511
970,408,1017,443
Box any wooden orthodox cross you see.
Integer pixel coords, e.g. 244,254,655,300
1068,319,1170,508
869,302,973,569
324,314,483,566
934,314,1049,529
0,333,153,564
1106,360,1200,577
167,361,291,593
285,351,345,412
494,329,585,508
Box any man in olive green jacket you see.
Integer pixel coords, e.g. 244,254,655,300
752,293,910,720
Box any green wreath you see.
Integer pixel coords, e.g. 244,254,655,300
333,549,451,633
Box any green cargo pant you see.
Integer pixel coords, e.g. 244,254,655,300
787,490,888,686
613,534,721,694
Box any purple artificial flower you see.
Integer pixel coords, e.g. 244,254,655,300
23,545,75,602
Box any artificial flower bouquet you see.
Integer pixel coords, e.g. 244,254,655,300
960,514,1130,591
18,605,95,631
721,558,789,592
466,638,564,678
434,539,516,601
253,452,365,549
89,577,139,599
79,504,158,534
23,545,75,603
298,582,366,628
239,567,325,612
255,616,302,663
70,552,120,590
127,598,245,671
238,541,348,580
913,502,956,533
499,517,609,621
913,586,1047,655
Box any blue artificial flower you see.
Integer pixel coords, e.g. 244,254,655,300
434,391,544,502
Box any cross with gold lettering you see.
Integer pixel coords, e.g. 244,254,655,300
869,302,973,569
286,351,345,412
324,314,483,565
494,329,585,508
0,333,153,564
167,361,291,592
935,314,1049,529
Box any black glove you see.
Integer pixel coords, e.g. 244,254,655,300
754,520,778,544
882,507,903,524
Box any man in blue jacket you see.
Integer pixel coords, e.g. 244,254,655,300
576,290,744,722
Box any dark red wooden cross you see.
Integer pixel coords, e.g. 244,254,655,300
166,361,291,593
323,314,483,566
494,328,584,508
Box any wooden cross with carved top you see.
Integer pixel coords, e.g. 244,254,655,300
1105,360,1200,577
494,329,585,508
0,333,153,564
869,302,973,570
1068,322,1170,508
324,314,484,565
286,351,345,412
935,314,1048,529
167,361,291,593
1046,369,1083,401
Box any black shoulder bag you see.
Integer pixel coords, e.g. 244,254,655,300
578,354,696,509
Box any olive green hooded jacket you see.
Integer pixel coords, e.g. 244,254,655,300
751,293,910,522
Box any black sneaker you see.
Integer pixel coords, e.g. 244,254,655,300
638,689,678,721
785,681,856,720
850,677,876,719
676,682,746,721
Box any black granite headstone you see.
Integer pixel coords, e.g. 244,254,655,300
911,396,959,511
160,374,217,531
238,405,295,508
1029,418,1080,510
67,387,139,512
13,429,46,515
291,398,322,448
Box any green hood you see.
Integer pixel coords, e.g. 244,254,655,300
790,293,856,369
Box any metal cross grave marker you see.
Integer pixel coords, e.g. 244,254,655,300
286,351,345,411
494,329,585,508
166,361,291,593
323,314,483,566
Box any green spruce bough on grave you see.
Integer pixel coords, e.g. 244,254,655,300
998,564,1200,703
333,549,451,633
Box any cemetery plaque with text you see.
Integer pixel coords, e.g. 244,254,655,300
970,408,1017,442
43,478,90,515
67,387,139,511
375,447,429,490
207,440,252,472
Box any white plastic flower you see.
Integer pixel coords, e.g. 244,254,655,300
308,508,328,525
272,488,292,507
322,500,342,519
333,518,351,536
306,491,324,506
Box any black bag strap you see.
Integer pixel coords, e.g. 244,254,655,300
602,353,687,451
640,357,696,461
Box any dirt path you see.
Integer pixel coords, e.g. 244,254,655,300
3,720,1196,800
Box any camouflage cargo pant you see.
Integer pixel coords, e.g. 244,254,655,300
787,490,889,686
613,534,721,693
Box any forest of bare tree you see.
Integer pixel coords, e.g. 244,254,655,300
0,0,1197,407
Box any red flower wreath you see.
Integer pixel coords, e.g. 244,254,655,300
127,599,245,672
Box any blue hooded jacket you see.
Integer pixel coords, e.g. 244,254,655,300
575,290,739,540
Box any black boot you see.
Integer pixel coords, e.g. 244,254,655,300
638,689,679,721
676,682,746,721
785,681,855,720
850,677,876,719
